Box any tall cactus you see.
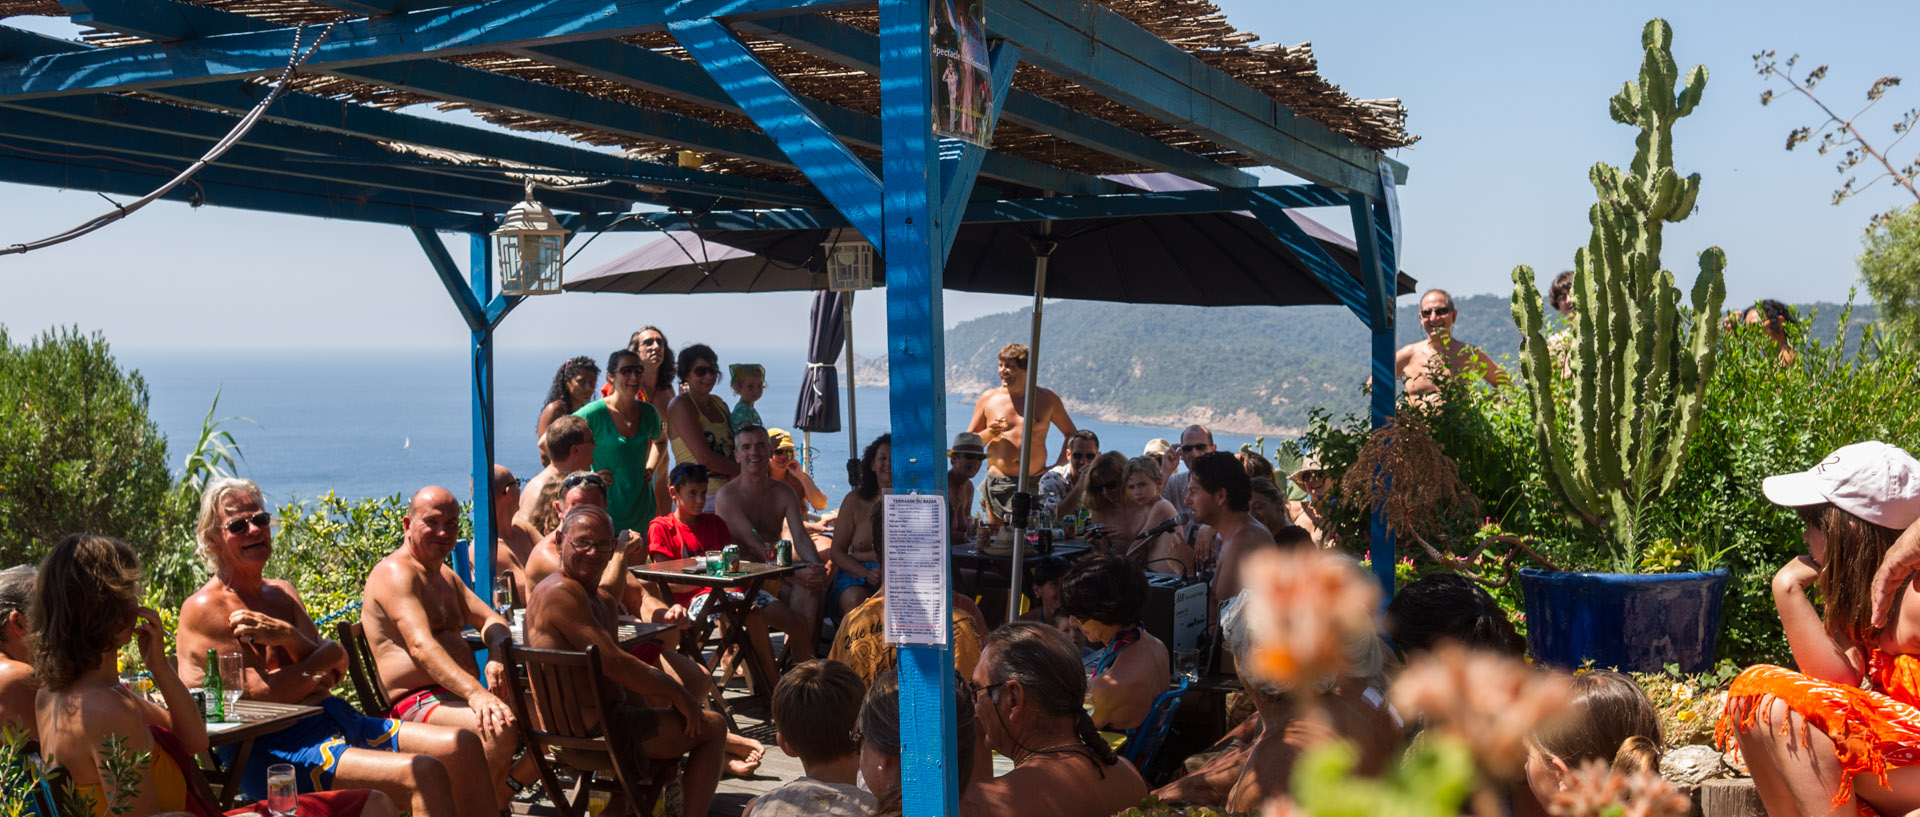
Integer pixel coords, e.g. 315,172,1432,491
1510,19,1727,560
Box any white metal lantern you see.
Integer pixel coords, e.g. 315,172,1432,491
824,237,874,292
492,181,568,296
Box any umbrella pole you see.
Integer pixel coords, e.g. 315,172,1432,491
1008,223,1057,623
845,291,860,485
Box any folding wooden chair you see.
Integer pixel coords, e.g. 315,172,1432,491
335,620,393,718
500,642,666,817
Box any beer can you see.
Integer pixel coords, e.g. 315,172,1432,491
721,544,740,572
774,540,792,567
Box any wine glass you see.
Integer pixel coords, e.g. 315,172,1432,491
492,575,514,618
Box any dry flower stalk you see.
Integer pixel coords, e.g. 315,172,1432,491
1389,645,1573,779
1546,759,1693,817
1241,547,1379,687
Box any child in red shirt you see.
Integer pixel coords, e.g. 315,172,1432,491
649,464,732,606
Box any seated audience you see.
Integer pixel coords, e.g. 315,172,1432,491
1155,591,1400,811
1384,572,1527,660
667,343,742,502
1061,554,1169,733
831,503,989,688
362,486,526,808
1523,670,1661,806
177,478,488,815
961,622,1149,817
484,465,534,597
828,435,892,616
652,462,785,687
535,355,599,449
861,667,984,817
35,534,394,817
1186,452,1276,615
1086,454,1185,572
715,424,831,660
1039,429,1101,519
525,506,728,817
1719,442,1920,817
743,660,873,817
0,565,35,738
949,432,988,540
515,414,595,542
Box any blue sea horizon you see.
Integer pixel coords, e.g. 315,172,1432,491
119,347,1268,509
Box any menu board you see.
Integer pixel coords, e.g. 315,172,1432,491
883,493,950,645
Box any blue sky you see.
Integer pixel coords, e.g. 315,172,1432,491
0,1,1913,352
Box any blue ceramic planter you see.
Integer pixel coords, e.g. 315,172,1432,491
1517,567,1732,673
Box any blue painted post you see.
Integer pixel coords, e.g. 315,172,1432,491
1350,194,1397,599
879,0,959,813
466,233,497,599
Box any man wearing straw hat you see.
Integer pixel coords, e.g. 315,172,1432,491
948,432,988,539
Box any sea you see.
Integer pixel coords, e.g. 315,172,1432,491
119,348,1266,508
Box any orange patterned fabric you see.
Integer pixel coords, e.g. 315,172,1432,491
1716,651,1920,812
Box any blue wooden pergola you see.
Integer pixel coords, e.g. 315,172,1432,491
0,1,1406,812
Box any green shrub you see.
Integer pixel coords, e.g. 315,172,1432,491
0,327,180,572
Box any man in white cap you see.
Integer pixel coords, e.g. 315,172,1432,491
948,431,987,539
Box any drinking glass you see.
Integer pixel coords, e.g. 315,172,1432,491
218,650,244,711
492,575,514,617
585,790,610,817
1173,649,1201,682
266,763,297,816
705,554,725,577
1083,671,1097,715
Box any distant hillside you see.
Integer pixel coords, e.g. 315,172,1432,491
859,296,1875,435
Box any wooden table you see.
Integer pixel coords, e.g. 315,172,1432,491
199,699,321,809
631,558,804,719
950,540,1091,611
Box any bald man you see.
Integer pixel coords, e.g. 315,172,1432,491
1395,289,1509,401
361,486,526,808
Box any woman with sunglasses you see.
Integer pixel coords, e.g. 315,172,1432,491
667,344,741,511
1083,454,1182,571
576,348,667,533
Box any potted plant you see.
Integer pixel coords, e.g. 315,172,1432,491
1506,18,1730,672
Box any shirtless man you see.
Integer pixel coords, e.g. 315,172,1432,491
478,465,537,600
949,431,987,539
526,506,728,817
177,478,491,816
363,486,524,809
714,424,830,659
514,414,595,542
968,343,1078,525
1184,452,1276,618
1395,289,1510,401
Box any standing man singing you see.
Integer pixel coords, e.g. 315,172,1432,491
968,343,1077,525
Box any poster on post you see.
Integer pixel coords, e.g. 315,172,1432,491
883,493,950,646
932,0,994,148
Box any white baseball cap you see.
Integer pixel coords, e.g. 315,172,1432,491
1762,441,1920,530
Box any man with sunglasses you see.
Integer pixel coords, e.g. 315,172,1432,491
967,343,1079,525
1158,425,1215,524
948,431,988,539
1037,429,1100,519
1395,288,1509,401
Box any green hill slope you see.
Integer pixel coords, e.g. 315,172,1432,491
875,296,1873,434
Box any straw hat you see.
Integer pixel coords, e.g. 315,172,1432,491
1143,438,1174,458
1289,452,1326,484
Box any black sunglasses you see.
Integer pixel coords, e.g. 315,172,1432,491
1091,481,1120,492
690,365,719,377
1179,444,1211,453
563,473,609,491
225,511,271,535
1420,306,1454,317
613,365,644,376
1070,452,1098,461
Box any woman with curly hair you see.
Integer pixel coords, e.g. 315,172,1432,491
33,534,392,817
535,355,599,443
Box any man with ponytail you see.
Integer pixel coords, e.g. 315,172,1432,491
961,621,1147,817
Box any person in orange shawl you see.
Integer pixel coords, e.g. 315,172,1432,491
1717,442,1920,817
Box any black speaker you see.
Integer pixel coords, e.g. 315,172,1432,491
1141,571,1209,653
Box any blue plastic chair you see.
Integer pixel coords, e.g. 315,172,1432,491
1122,677,1190,772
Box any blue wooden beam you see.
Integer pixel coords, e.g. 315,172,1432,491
510,37,1123,197
669,17,882,246
1349,193,1398,599
0,150,485,231
59,0,256,42
986,0,1406,193
734,12,1261,190
878,0,958,812
414,225,486,332
1252,201,1368,322
936,43,1019,262
466,232,498,593
0,24,87,60
0,0,873,101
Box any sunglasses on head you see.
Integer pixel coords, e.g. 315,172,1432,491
225,511,271,535
563,473,608,491
1420,306,1454,318
1180,443,1211,453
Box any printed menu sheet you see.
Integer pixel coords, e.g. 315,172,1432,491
883,493,950,645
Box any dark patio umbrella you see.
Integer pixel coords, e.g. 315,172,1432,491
796,289,863,485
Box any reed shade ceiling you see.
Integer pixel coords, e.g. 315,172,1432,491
0,0,1416,183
